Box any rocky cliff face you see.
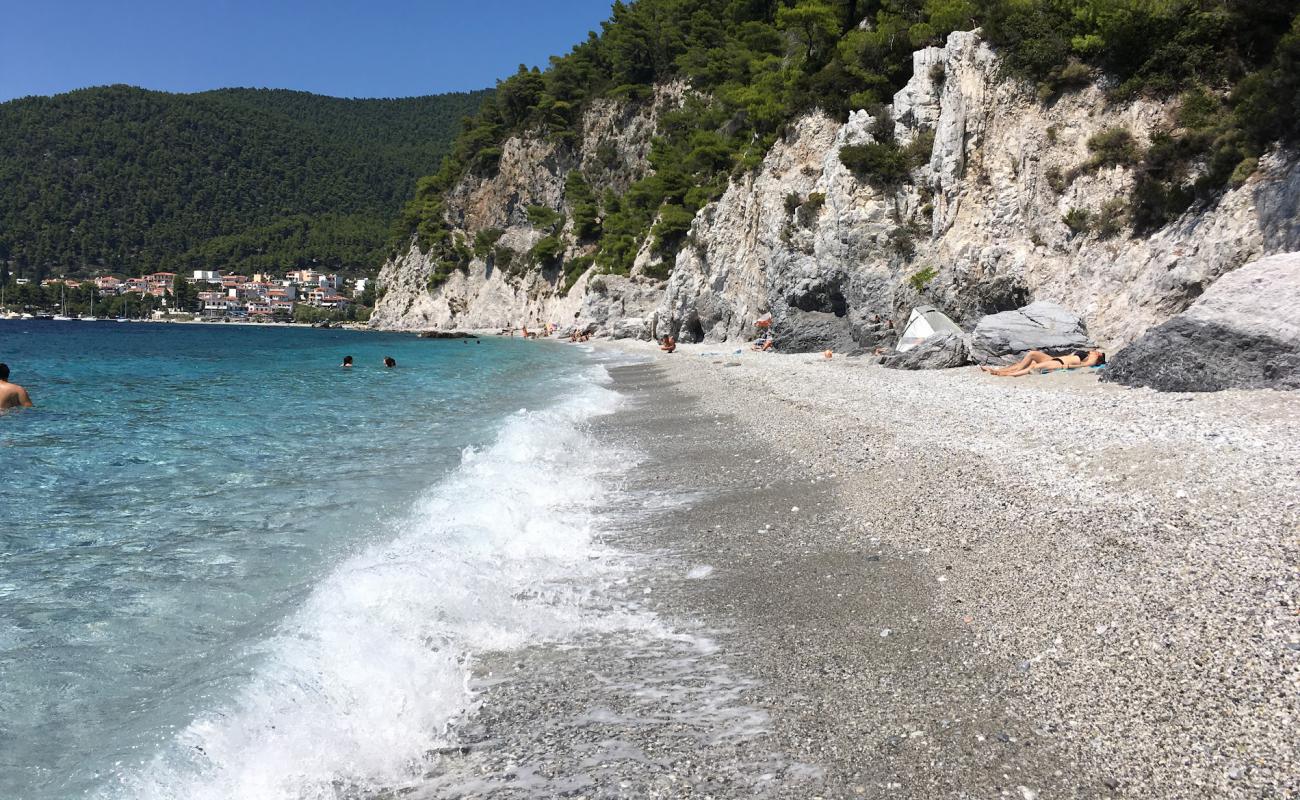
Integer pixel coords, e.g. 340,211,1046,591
373,31,1300,350
369,85,685,332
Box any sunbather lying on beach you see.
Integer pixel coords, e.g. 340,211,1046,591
982,349,1105,376
752,334,774,351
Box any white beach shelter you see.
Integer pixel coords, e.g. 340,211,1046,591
896,305,963,352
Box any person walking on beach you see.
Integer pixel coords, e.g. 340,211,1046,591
0,363,34,409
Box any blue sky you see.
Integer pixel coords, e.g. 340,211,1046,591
0,0,616,102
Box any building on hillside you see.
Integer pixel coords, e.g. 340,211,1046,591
238,282,270,300
352,277,369,297
145,272,176,297
192,270,222,283
124,278,149,294
246,301,272,317
95,276,123,295
201,296,234,313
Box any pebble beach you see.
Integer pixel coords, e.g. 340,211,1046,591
422,341,1299,799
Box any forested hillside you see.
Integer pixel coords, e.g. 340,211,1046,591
398,0,1299,283
0,86,489,279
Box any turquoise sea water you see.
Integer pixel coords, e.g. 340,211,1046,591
0,321,630,799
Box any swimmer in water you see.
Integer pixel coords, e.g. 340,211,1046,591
0,363,34,410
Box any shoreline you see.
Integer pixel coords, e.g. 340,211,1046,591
419,339,1298,798
0,316,369,331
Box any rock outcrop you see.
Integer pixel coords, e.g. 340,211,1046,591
968,301,1093,364
373,31,1300,368
369,86,686,332
882,332,971,370
655,31,1300,351
1103,252,1300,392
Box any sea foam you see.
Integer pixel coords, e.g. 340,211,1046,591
104,367,634,800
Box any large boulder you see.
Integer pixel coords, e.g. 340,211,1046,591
882,332,971,370
773,309,859,353
969,301,1094,364
611,317,651,341
1103,253,1300,392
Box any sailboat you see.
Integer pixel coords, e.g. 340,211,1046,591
53,283,73,320
80,285,97,320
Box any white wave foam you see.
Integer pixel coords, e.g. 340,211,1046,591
102,370,641,800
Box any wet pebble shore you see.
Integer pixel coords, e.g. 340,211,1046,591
416,349,1298,799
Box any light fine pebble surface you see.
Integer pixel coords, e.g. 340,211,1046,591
419,341,1299,799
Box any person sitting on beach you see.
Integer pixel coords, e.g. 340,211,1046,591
383,356,397,368
0,363,34,409
659,335,676,353
752,333,774,352
341,356,353,368
982,349,1105,377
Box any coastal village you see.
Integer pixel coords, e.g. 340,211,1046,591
3,269,370,321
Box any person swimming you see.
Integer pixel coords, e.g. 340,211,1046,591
0,363,34,410
383,356,397,368
341,355,354,368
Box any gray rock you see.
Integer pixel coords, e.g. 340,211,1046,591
772,309,859,353
1104,252,1300,392
611,317,651,341
417,330,477,339
969,301,1094,364
882,332,970,369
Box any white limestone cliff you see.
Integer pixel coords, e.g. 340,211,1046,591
373,31,1300,350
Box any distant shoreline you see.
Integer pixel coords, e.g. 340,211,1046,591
1,316,371,332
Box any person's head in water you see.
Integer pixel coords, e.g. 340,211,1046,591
0,363,8,381
384,356,396,368
341,355,353,368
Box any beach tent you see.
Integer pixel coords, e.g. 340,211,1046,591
896,305,963,352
